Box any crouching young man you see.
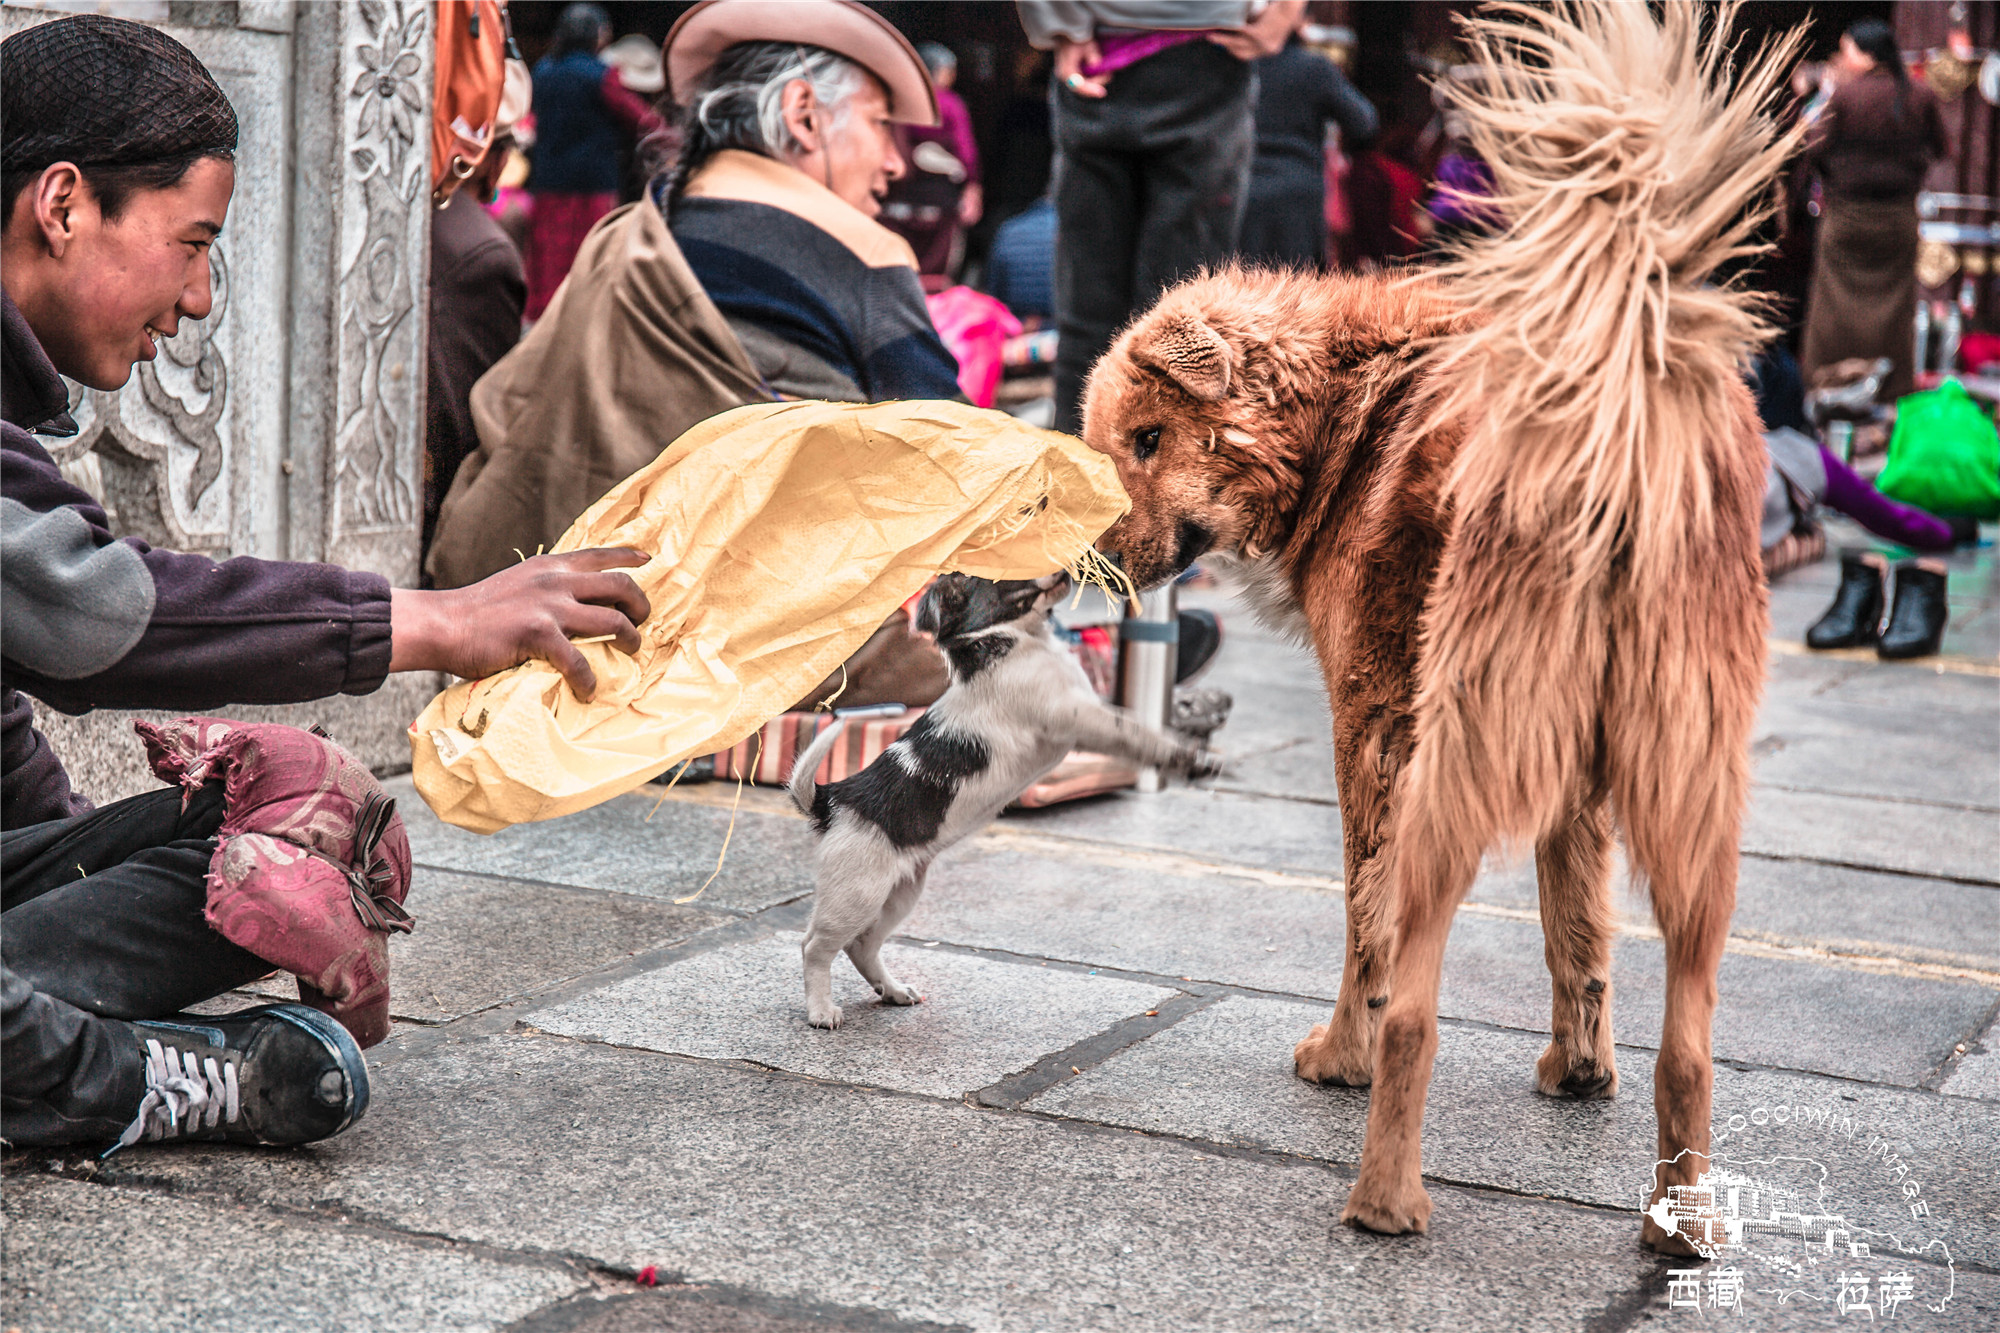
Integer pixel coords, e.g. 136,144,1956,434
1,15,651,1152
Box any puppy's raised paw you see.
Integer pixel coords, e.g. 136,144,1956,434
1168,746,1224,779
807,1000,845,1030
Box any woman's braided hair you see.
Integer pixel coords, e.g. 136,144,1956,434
655,40,869,217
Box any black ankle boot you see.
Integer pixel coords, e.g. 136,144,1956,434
1805,551,1885,649
1877,563,1949,660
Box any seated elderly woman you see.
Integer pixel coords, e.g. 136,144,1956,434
658,0,960,403
433,3,962,708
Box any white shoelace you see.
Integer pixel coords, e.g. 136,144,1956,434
110,1038,241,1152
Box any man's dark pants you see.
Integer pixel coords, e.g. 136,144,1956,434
1050,41,1256,435
2,784,269,1145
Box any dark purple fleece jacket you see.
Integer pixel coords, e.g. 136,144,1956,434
1,293,393,829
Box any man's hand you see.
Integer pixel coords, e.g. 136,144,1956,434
1053,37,1109,98
1210,0,1304,61
957,180,984,228
390,548,652,702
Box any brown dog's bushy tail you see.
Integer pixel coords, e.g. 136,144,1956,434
1396,1,1798,871
1421,0,1799,581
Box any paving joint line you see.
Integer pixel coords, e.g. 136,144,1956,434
973,991,1224,1109
32,1025,1989,1278
498,1273,972,1333
367,904,810,1071
471,923,1979,1101
1747,782,2000,816
1740,849,2000,891
508,1031,1761,1233
18,1160,602,1282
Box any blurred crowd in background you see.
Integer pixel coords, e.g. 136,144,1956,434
426,0,2000,661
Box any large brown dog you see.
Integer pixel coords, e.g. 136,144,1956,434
1080,2,1797,1250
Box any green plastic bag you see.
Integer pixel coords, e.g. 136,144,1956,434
1876,379,2000,520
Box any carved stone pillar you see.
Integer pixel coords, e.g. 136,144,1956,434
288,0,433,582
5,0,443,805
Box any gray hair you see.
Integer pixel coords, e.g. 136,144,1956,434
691,41,870,164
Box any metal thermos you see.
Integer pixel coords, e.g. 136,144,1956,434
1119,585,1178,794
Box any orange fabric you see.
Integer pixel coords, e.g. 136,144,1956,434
431,0,509,203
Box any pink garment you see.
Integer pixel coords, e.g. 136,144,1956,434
926,286,1023,408
1084,30,1209,78
137,718,413,1048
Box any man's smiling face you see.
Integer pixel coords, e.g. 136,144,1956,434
6,154,234,391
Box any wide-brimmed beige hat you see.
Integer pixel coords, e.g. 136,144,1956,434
603,33,665,95
664,0,938,127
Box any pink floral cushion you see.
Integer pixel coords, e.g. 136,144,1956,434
136,718,413,1047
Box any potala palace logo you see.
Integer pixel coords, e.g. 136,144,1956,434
1647,1102,1957,1319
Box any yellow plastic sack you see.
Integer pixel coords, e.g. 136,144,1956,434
410,400,1130,832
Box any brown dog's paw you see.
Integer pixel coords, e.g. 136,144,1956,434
1294,1022,1374,1087
1535,1041,1619,1100
1342,1174,1433,1236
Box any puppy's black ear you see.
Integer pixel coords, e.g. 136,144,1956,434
1131,311,1234,401
998,579,1046,617
915,576,964,640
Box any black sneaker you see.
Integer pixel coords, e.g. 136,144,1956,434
107,1004,369,1154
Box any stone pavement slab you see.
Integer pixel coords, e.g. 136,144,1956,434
1741,785,2000,883
379,871,728,1023
895,834,1991,1086
0,1173,587,1333
1026,996,2000,1270
1464,853,2000,972
392,778,818,913
1749,683,2000,810
902,838,1351,996
1004,786,1347,877
233,870,729,1023
526,932,1175,1099
1432,913,1995,1087
1943,1047,2000,1100
95,1029,1827,1333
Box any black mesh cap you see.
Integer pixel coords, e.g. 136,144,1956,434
1,14,238,178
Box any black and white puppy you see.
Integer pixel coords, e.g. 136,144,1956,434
786,571,1223,1029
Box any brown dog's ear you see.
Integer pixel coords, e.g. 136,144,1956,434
1131,311,1234,401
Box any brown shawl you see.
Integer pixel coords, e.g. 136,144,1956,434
426,201,766,588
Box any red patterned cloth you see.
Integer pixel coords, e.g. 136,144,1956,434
524,190,618,319
712,710,918,786
136,719,413,1048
